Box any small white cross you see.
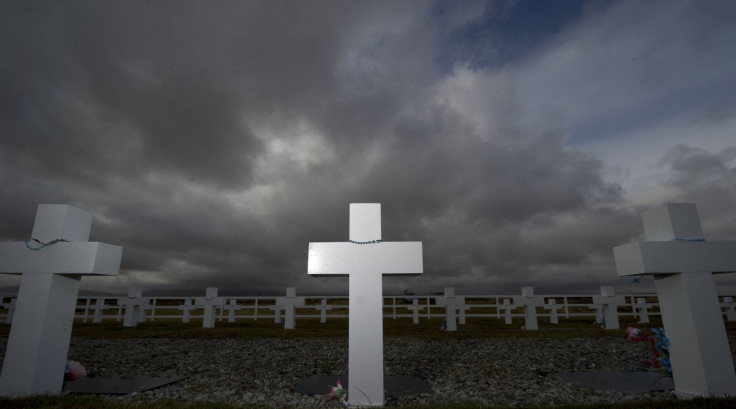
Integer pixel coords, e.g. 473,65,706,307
196,287,224,328
544,299,563,324
224,299,244,323
513,287,543,330
177,298,198,323
435,287,465,331
313,298,333,323
634,298,651,324
406,299,425,324
308,203,422,406
118,287,150,327
274,287,305,330
88,298,110,323
498,298,513,324
592,286,623,330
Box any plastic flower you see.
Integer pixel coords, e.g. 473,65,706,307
65,360,87,381
328,379,346,400
627,327,671,376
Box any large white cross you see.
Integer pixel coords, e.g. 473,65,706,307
614,203,736,397
308,203,423,406
0,204,123,396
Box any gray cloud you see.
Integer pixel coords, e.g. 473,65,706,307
1,1,734,296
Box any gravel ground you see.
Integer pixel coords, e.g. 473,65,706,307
2,335,711,407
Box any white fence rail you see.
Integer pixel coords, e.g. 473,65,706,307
2,293,735,325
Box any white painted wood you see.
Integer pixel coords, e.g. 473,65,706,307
406,299,424,324
177,298,197,323
635,298,651,323
513,287,543,330
119,287,148,327
499,298,513,324
592,286,623,330
314,298,333,323
614,203,736,397
196,287,224,328
435,287,465,331
308,203,422,406
545,299,563,324
224,299,243,323
0,204,122,397
89,298,109,323
274,287,305,330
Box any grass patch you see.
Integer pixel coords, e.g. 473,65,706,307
3,314,735,341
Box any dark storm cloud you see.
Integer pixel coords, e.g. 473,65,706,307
657,145,736,240
1,1,734,295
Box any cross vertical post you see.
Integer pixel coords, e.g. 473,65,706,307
614,203,736,397
308,203,423,406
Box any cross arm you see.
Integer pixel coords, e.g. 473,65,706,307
513,296,545,307
613,241,736,276
307,242,423,276
0,242,123,276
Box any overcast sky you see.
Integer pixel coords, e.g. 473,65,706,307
1,0,735,296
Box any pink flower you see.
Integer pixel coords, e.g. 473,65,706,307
626,326,641,340
328,379,346,400
65,360,87,381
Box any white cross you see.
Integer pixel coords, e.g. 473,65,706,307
274,287,305,330
313,298,333,323
498,298,513,324
592,286,623,330
0,204,122,396
196,287,224,328
544,299,563,324
634,298,651,324
406,299,425,324
269,304,284,324
513,287,543,330
308,203,423,406
118,287,150,327
435,287,465,331
614,203,736,397
88,298,110,323
224,299,243,323
177,298,198,323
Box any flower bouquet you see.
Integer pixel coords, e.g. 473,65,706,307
626,326,672,376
